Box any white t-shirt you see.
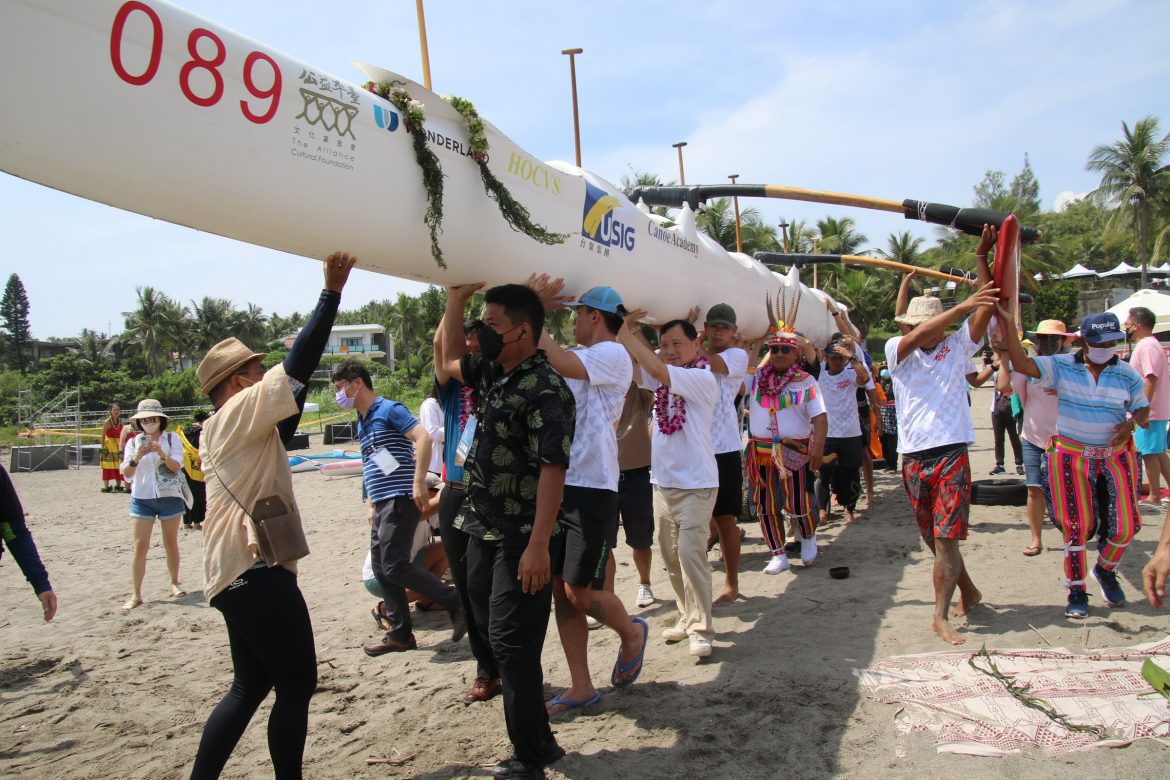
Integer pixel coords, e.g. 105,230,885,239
565,340,634,491
885,320,984,453
711,347,748,454
122,431,185,500
745,371,827,439
418,396,444,475
818,364,864,438
640,364,718,489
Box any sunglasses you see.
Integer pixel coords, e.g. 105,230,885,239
769,345,795,355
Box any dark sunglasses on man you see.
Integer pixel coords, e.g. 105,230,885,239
769,345,795,355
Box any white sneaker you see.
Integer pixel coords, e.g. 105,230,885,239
661,624,688,642
635,584,656,608
689,637,713,657
763,554,790,575
800,536,818,566
586,616,602,630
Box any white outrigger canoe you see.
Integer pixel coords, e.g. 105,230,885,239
1,0,854,342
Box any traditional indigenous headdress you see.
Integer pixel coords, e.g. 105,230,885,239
756,291,816,410
764,289,800,346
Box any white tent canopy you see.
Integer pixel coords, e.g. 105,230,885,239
1060,263,1098,279
1100,261,1141,277
1106,289,1170,334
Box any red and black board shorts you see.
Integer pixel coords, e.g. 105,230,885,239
901,443,971,540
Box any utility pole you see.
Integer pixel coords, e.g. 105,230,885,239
561,48,584,167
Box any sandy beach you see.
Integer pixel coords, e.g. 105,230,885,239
2,384,1167,779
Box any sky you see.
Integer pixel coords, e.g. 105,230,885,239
2,0,1167,339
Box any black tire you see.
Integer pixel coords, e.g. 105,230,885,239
971,478,1027,507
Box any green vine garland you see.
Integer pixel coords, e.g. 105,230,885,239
444,96,568,246
364,80,447,269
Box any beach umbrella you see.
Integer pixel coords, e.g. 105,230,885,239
1060,263,1098,279
1106,289,1170,334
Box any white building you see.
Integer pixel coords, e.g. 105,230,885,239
283,323,392,368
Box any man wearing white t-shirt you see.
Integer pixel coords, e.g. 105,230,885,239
619,314,719,658
535,284,649,715
885,273,998,646
816,338,871,524
701,303,749,604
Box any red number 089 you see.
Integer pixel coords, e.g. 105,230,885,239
110,0,282,125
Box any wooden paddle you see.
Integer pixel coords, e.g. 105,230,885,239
755,252,978,286
627,184,1041,243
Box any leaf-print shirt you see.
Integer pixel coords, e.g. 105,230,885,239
460,351,575,541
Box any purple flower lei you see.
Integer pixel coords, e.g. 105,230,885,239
654,356,709,435
459,386,477,429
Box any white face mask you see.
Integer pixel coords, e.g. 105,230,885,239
140,420,160,434
1085,345,1117,364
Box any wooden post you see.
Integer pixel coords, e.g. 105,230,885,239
673,141,687,186
778,220,790,252
414,0,432,90
561,49,584,167
729,173,742,253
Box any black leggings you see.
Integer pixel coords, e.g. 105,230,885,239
991,408,1023,467
190,566,317,780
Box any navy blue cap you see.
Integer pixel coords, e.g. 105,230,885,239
1078,312,1125,345
565,286,627,315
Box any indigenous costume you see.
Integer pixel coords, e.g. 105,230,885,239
746,330,826,561
100,420,125,488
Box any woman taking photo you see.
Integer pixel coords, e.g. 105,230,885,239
120,398,187,612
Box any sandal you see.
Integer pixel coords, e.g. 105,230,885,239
371,603,393,632
1022,545,1042,557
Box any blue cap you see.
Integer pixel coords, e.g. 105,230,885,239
565,286,627,315
1078,312,1125,345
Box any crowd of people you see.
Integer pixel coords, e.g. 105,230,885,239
5,241,1170,779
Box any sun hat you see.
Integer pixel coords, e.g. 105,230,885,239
894,295,945,326
704,303,737,328
130,398,169,421
197,337,267,395
564,286,627,315
1025,319,1075,340
1078,312,1125,346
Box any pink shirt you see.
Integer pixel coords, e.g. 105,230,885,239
1011,371,1058,449
1129,336,1170,421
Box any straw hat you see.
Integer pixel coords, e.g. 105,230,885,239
1025,319,1075,339
130,398,169,421
197,337,267,395
895,295,945,326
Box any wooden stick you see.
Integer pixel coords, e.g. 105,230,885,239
1027,623,1053,647
757,252,977,286
762,184,903,213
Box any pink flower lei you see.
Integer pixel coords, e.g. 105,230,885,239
459,385,477,429
755,361,802,400
654,356,709,435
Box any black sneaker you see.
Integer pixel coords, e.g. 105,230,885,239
1015,465,1025,475
989,465,1005,475
1092,563,1126,607
1065,590,1089,619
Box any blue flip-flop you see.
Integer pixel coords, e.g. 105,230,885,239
611,616,649,688
547,690,602,718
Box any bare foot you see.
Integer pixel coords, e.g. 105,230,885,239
866,490,875,506
713,587,739,604
932,618,966,645
122,596,143,613
844,508,856,524
950,589,982,618
170,584,188,598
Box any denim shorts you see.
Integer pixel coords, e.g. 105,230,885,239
129,495,186,520
1021,440,1045,488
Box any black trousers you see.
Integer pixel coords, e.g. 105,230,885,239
191,566,316,780
371,496,460,642
184,476,206,525
437,484,499,680
465,531,560,764
991,408,1023,467
817,435,864,511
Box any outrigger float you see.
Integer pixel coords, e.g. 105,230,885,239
0,0,1032,343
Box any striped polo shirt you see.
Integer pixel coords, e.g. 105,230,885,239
357,396,419,503
1034,352,1147,446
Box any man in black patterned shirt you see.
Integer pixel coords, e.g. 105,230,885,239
439,282,575,779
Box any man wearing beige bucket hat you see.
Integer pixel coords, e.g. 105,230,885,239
189,252,356,779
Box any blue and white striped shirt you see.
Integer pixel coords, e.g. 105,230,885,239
1034,352,1147,446
357,396,419,503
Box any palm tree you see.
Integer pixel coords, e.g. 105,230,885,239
1086,116,1170,289
826,269,894,337
119,286,184,376
876,231,925,266
190,296,236,354
620,170,675,217
776,217,816,254
73,328,111,369
233,303,269,351
387,292,421,380
816,216,869,256
695,198,769,252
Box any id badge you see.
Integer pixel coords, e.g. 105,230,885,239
371,447,400,476
455,415,477,466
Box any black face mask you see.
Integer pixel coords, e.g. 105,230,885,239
478,323,523,363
